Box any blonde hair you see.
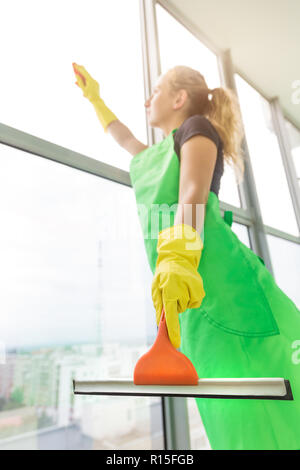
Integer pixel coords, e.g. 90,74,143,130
166,65,246,185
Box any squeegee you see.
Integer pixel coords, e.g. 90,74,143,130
73,308,293,400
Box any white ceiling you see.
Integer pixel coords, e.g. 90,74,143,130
163,0,300,130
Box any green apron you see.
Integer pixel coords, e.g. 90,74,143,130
129,127,300,450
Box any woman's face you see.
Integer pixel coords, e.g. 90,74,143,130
144,74,175,128
144,73,188,131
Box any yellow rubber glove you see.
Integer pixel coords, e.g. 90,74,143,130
72,62,118,133
151,223,205,349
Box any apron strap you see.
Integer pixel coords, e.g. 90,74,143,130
223,210,233,227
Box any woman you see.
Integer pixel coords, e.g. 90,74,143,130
72,62,300,450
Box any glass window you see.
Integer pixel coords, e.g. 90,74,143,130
231,222,250,248
235,74,298,236
0,0,146,172
156,3,241,208
266,234,300,309
0,144,163,450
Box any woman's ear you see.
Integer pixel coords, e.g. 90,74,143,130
174,89,188,110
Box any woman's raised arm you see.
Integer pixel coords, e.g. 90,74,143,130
72,62,147,155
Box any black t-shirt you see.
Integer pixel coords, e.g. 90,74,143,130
173,114,224,196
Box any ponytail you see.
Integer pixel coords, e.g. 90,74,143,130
167,65,246,185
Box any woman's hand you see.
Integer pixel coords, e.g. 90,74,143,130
151,224,205,349
72,62,100,103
